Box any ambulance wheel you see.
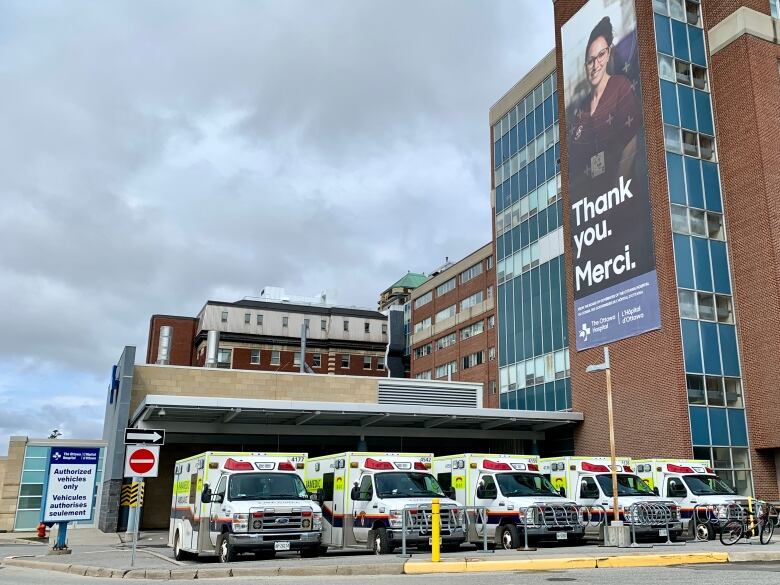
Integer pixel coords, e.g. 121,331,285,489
217,533,238,563
173,532,190,561
371,527,393,555
498,524,520,550
693,521,714,541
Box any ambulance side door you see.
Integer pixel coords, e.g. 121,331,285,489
351,474,373,544
208,475,228,547
475,474,499,532
577,475,603,524
665,476,691,511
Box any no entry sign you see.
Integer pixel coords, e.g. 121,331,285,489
124,445,160,478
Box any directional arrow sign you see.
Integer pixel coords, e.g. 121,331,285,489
124,428,165,445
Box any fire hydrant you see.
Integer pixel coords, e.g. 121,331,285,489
37,522,47,538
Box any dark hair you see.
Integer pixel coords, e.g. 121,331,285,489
586,16,613,54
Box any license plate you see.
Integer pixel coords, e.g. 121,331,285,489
556,532,568,540
274,541,290,551
428,537,442,545
658,529,668,537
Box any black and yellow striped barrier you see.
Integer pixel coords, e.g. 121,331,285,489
121,482,144,507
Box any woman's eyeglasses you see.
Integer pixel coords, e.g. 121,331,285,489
586,47,609,68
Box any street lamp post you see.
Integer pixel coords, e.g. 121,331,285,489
585,346,620,527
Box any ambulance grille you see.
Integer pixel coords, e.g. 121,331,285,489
406,508,458,535
248,507,310,533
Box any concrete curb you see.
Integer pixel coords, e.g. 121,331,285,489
404,551,737,574
1,557,406,579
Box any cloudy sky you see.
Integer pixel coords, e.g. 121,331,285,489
0,0,554,453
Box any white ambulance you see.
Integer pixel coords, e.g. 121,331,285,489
634,459,746,540
168,452,322,563
433,454,585,549
304,452,466,554
542,456,683,541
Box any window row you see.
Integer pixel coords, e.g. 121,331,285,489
242,348,384,370
461,290,486,311
655,13,706,67
496,175,561,237
436,278,456,297
653,0,702,29
435,304,456,323
461,320,484,340
460,261,483,284
660,80,713,135
495,123,560,183
673,233,731,294
495,142,561,211
462,350,484,370
414,317,431,333
689,405,748,448
413,291,432,309
414,370,432,380
498,256,569,366
494,90,558,168
437,332,456,350
664,124,715,161
678,289,733,324
666,153,722,213
493,72,556,139
500,378,571,413
671,205,723,240
228,312,386,335
499,348,570,392
658,54,707,91
435,361,457,379
415,317,494,358
686,374,743,408
681,319,741,377
497,202,564,267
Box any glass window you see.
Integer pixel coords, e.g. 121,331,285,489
435,304,457,323
700,321,722,375
689,25,707,66
270,350,280,365
695,90,714,135
733,471,752,496
707,213,724,240
705,376,724,406
713,446,731,468
773,0,780,19
681,319,703,373
244,313,251,324
673,234,695,289
689,406,709,445
321,319,327,331
658,53,675,81
436,278,456,297
221,311,228,323
719,324,741,377
724,378,743,408
293,352,301,366
312,353,321,368
682,130,699,157
671,205,689,234
282,316,289,327
217,348,232,369
667,153,686,204
665,124,682,153
710,240,732,294
343,320,349,332
660,80,679,125
701,162,722,212
689,209,706,237
728,409,748,446
250,349,260,364
731,448,750,470
655,14,673,55
414,291,432,309
685,156,704,209
341,354,350,368
678,289,697,319
715,295,733,323
363,355,372,369
672,18,690,60
709,408,729,445
675,59,691,85
686,374,706,404
697,292,715,321
692,236,713,291
669,0,685,21
377,356,385,370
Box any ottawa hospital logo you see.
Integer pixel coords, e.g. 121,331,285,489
52,452,62,461
579,323,591,342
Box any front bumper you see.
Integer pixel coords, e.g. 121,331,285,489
228,531,321,550
387,527,466,546
522,524,586,539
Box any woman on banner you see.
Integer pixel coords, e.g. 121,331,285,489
568,16,641,190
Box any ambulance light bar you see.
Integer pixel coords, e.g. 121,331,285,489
254,462,275,470
582,462,610,472
224,458,254,471
278,462,296,472
414,462,429,470
364,458,394,470
705,467,714,474
528,463,539,471
667,464,694,474
482,459,512,471
510,463,527,471
624,465,633,473
395,462,411,470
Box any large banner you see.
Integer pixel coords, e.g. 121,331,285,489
562,0,661,350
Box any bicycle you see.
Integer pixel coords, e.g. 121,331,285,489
719,501,777,545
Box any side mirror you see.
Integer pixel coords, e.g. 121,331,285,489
350,485,360,501
201,484,212,504
213,493,224,504
476,486,485,499
559,487,566,498
653,487,659,496
444,487,456,500
309,492,320,502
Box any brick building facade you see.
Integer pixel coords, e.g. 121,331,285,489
408,244,499,407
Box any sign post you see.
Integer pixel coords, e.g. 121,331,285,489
124,445,159,566
41,447,100,552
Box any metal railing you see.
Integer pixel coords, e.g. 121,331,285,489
397,502,463,557
626,502,683,548
710,500,779,546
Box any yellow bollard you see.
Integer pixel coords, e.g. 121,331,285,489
431,498,441,562
748,497,754,535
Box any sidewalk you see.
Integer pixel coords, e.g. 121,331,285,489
3,532,780,579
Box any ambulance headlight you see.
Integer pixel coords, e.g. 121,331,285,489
313,512,322,530
232,513,249,532
389,510,403,527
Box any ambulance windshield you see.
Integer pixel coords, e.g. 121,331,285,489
496,473,561,497
596,474,654,497
228,473,309,501
374,472,445,498
683,475,736,496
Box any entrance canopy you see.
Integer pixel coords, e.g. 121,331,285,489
131,394,583,441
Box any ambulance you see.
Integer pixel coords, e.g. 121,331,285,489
433,454,585,549
168,452,322,563
634,459,746,540
304,452,466,554
541,456,683,541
